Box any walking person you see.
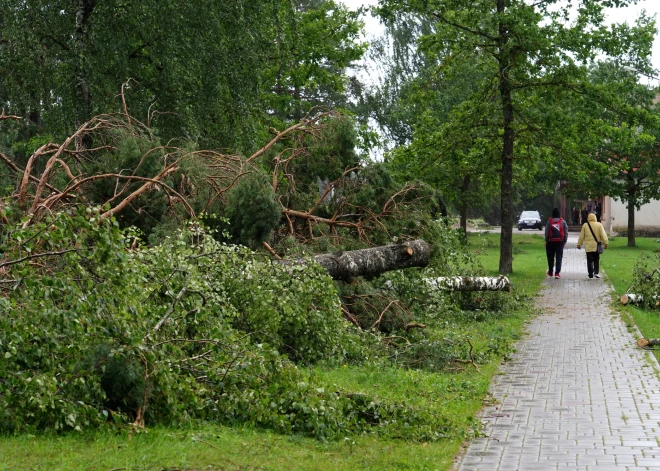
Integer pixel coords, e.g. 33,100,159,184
577,212,609,279
572,207,579,226
545,208,568,279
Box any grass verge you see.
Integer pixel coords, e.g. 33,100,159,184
601,236,660,361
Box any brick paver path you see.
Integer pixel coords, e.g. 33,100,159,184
457,235,660,470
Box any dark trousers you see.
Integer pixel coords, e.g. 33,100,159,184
586,251,600,277
546,242,564,274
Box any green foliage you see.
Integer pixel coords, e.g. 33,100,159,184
628,253,660,310
370,0,656,272
224,171,281,247
0,207,458,441
0,208,339,431
266,0,367,122
0,0,365,152
299,115,360,185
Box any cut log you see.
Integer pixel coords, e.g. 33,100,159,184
620,293,644,305
620,293,659,305
282,239,430,281
637,338,660,348
426,276,511,292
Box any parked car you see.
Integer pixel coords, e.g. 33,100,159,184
518,210,543,230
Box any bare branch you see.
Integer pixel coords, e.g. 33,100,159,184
247,111,335,163
150,277,190,336
0,249,78,269
0,109,22,121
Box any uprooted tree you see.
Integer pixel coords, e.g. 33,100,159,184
1,105,452,329
1,106,434,246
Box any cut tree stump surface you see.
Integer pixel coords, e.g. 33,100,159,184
456,235,660,471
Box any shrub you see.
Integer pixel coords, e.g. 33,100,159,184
224,170,281,247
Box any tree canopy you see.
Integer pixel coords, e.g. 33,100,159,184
0,0,365,151
373,0,656,272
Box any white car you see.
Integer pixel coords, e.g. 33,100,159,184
518,210,543,230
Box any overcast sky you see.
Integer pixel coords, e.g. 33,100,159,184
340,0,660,78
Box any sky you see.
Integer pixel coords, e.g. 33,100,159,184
340,0,660,80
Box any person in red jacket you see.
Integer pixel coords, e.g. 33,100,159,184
545,208,568,279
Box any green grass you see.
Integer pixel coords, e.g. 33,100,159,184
0,233,549,471
0,426,459,471
600,236,660,360
467,231,547,296
600,236,660,293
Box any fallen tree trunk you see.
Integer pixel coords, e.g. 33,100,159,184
426,276,511,292
637,338,660,348
620,293,643,305
283,239,430,281
620,293,660,306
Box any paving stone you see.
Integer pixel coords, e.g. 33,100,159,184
456,236,660,470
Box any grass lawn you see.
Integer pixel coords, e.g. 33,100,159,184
0,426,461,471
468,231,547,295
0,232,548,471
600,236,660,360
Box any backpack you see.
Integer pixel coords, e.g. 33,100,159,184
549,218,564,242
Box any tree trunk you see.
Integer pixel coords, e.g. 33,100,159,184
74,0,95,136
497,0,514,274
426,276,511,292
627,191,636,247
620,293,643,305
620,293,659,306
460,175,470,240
283,239,431,281
637,338,660,348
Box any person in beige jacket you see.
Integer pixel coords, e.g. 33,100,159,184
577,212,609,279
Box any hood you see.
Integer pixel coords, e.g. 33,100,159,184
588,213,597,222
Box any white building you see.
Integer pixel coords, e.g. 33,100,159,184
603,197,660,235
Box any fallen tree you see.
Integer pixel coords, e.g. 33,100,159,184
283,239,431,281
620,293,659,306
426,276,511,292
620,293,643,305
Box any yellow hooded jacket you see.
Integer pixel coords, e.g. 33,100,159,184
577,213,609,252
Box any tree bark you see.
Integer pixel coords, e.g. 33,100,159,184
74,0,96,135
460,174,470,240
497,0,514,274
426,276,511,292
283,239,430,281
627,190,636,247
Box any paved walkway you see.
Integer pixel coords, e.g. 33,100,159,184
457,235,660,470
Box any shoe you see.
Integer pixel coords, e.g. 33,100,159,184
594,274,601,279
555,273,561,279
588,275,593,279
547,270,553,277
